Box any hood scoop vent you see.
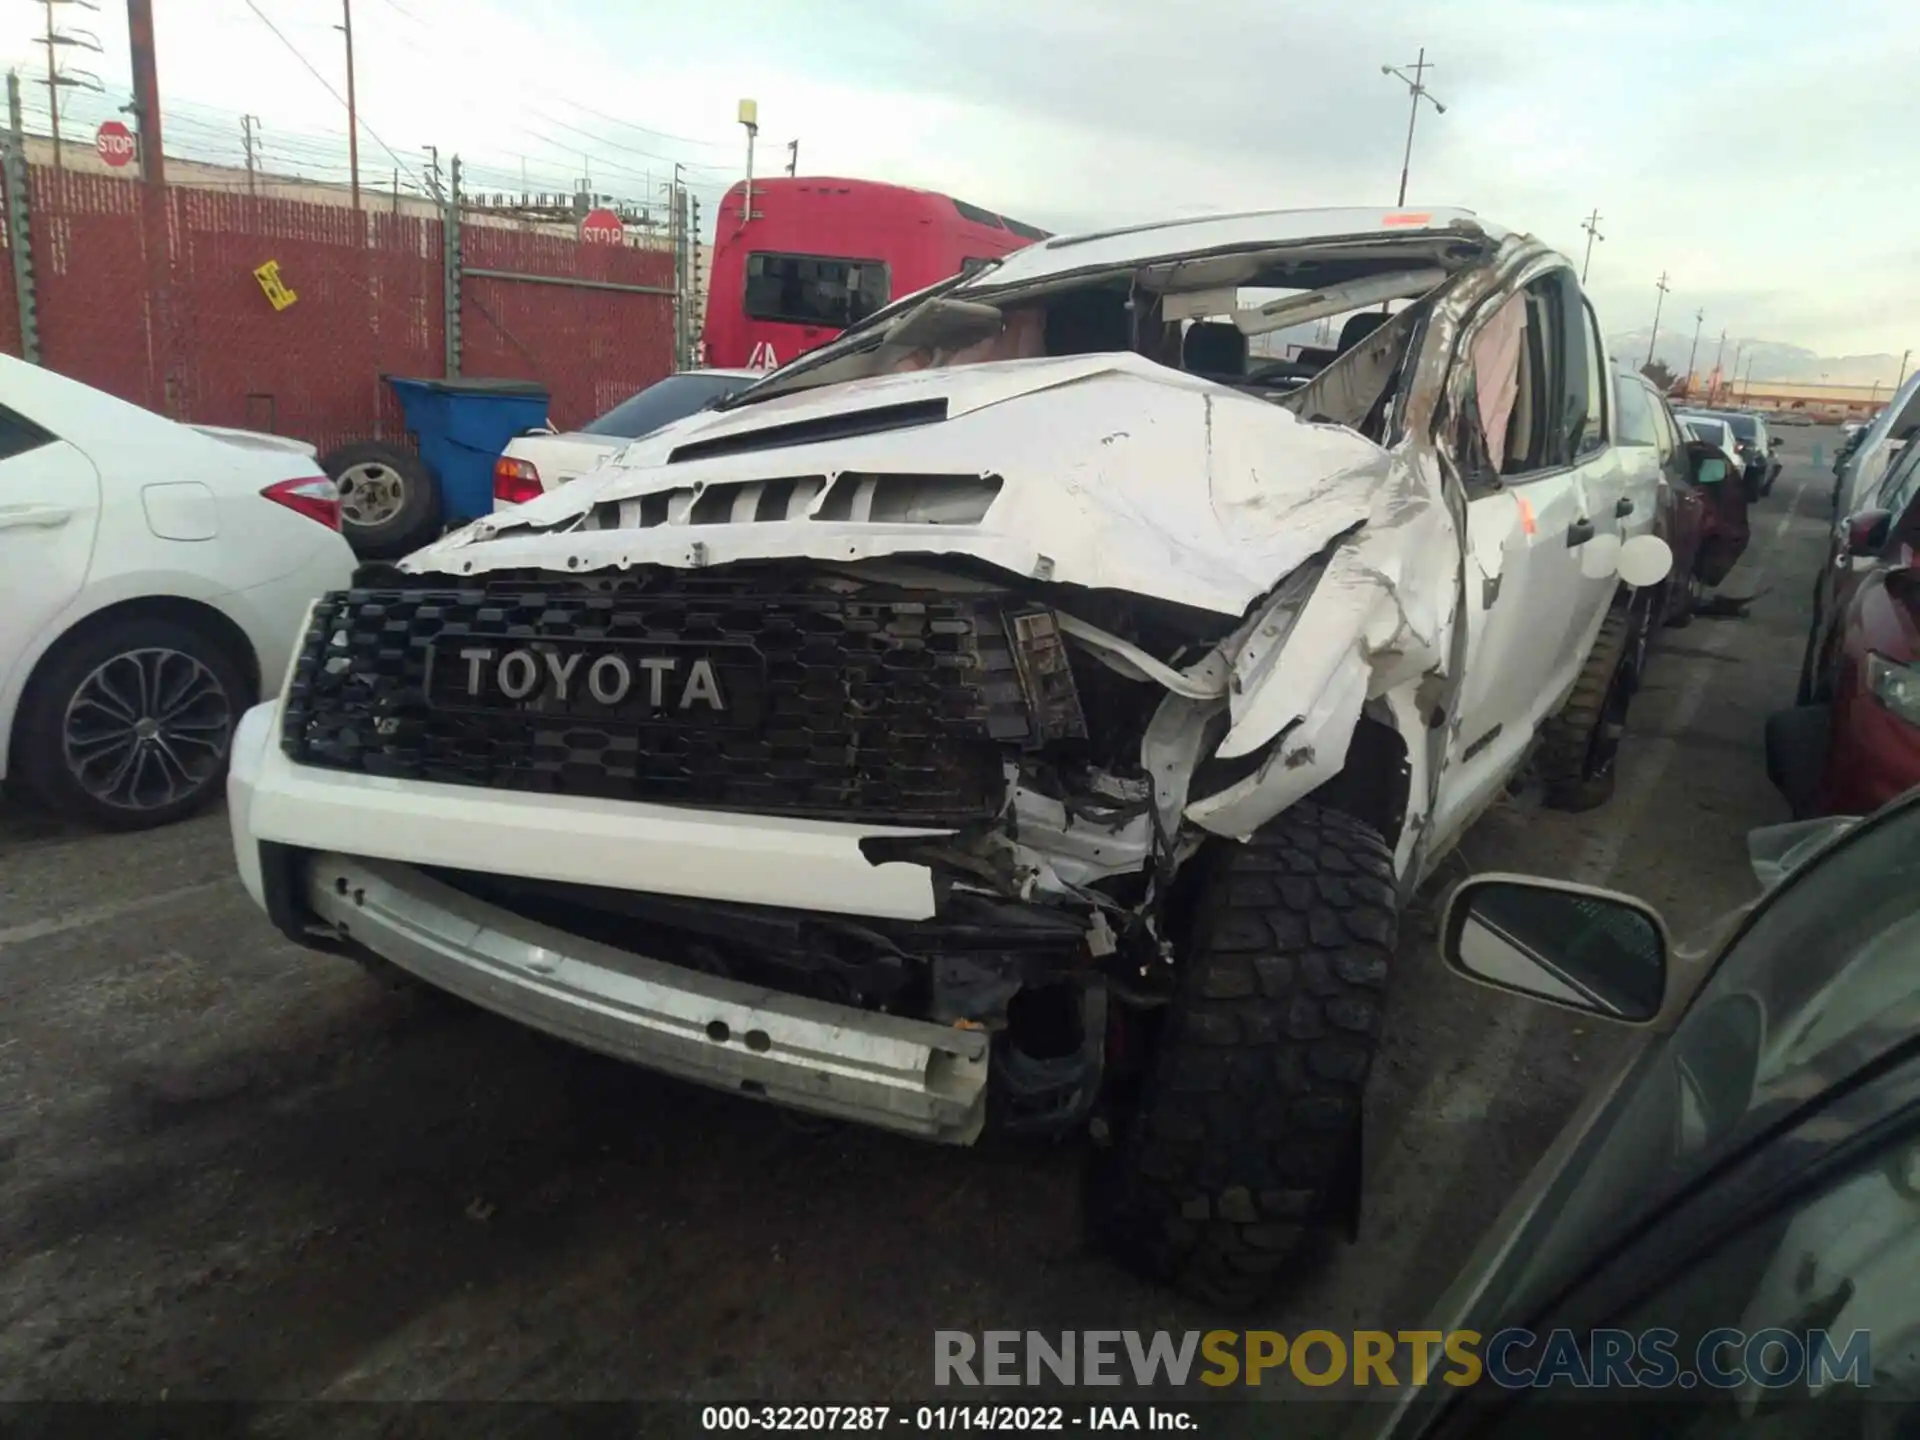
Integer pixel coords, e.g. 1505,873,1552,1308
667,398,950,464
587,471,1004,532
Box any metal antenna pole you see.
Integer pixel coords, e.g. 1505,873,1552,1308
1579,209,1604,284
1645,271,1670,367
738,101,758,231
1380,47,1444,207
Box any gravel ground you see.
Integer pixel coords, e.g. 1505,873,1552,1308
0,435,1837,1414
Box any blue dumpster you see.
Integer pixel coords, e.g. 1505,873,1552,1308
384,375,552,524
320,375,553,558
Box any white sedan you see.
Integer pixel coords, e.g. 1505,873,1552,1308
492,368,758,508
0,355,355,829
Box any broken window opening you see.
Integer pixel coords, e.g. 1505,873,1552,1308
743,249,1462,404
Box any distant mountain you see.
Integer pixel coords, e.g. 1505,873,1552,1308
1608,329,1907,387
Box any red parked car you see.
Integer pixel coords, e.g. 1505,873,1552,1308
1769,434,1920,815
1614,371,1751,627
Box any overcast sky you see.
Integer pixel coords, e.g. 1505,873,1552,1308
4,0,1916,367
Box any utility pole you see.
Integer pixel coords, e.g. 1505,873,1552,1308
126,0,163,186
241,114,258,197
42,0,59,168
1578,208,1604,284
737,98,758,230
423,143,441,201
1685,307,1705,389
1380,48,1444,208
338,0,360,209
35,0,103,172
785,138,798,177
1899,348,1913,392
126,0,176,413
1645,271,1670,367
1712,328,1728,390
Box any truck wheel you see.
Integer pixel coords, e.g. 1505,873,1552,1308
14,615,250,830
321,441,441,559
1539,607,1637,813
1088,803,1395,1307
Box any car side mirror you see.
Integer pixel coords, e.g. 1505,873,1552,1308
1440,876,1670,1023
1847,508,1893,552
1694,455,1729,485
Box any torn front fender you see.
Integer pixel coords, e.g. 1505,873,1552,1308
1187,645,1372,839
1214,449,1458,764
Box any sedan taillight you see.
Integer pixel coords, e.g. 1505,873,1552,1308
494,456,542,505
261,474,340,529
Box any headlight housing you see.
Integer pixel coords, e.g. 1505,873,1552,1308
1866,652,1920,725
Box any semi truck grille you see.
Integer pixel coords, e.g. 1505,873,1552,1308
278,569,1085,824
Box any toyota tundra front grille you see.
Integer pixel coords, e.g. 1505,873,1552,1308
278,569,1085,824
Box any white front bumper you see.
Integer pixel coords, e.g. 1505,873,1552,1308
226,700,942,920
301,852,988,1142
225,701,989,1142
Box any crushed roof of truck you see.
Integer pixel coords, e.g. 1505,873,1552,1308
970,206,1507,290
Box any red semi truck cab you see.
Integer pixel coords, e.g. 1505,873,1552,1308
701,176,1048,372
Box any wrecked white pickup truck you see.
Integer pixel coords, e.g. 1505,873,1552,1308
228,206,1669,1302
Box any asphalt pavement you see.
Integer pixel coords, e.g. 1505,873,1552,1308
0,433,1838,1406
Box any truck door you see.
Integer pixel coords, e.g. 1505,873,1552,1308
1430,269,1592,846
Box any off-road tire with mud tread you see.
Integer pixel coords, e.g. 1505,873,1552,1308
1088,802,1395,1307
1538,607,1636,813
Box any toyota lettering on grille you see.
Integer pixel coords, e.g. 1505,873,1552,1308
424,641,755,723
460,646,725,711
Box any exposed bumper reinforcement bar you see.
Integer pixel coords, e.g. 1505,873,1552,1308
303,853,990,1143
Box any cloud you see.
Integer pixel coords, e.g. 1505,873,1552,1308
0,0,1912,355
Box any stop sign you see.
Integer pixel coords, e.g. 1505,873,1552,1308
95,120,135,169
580,207,624,245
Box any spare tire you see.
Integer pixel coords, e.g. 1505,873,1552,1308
320,440,441,559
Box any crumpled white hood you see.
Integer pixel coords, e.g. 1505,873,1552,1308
407,353,1407,618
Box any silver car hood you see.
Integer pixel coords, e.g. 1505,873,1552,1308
404,353,1421,618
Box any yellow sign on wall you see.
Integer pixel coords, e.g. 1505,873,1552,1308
253,259,297,312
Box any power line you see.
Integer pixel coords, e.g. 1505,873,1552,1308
518,106,736,177
365,0,737,153
239,0,421,187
